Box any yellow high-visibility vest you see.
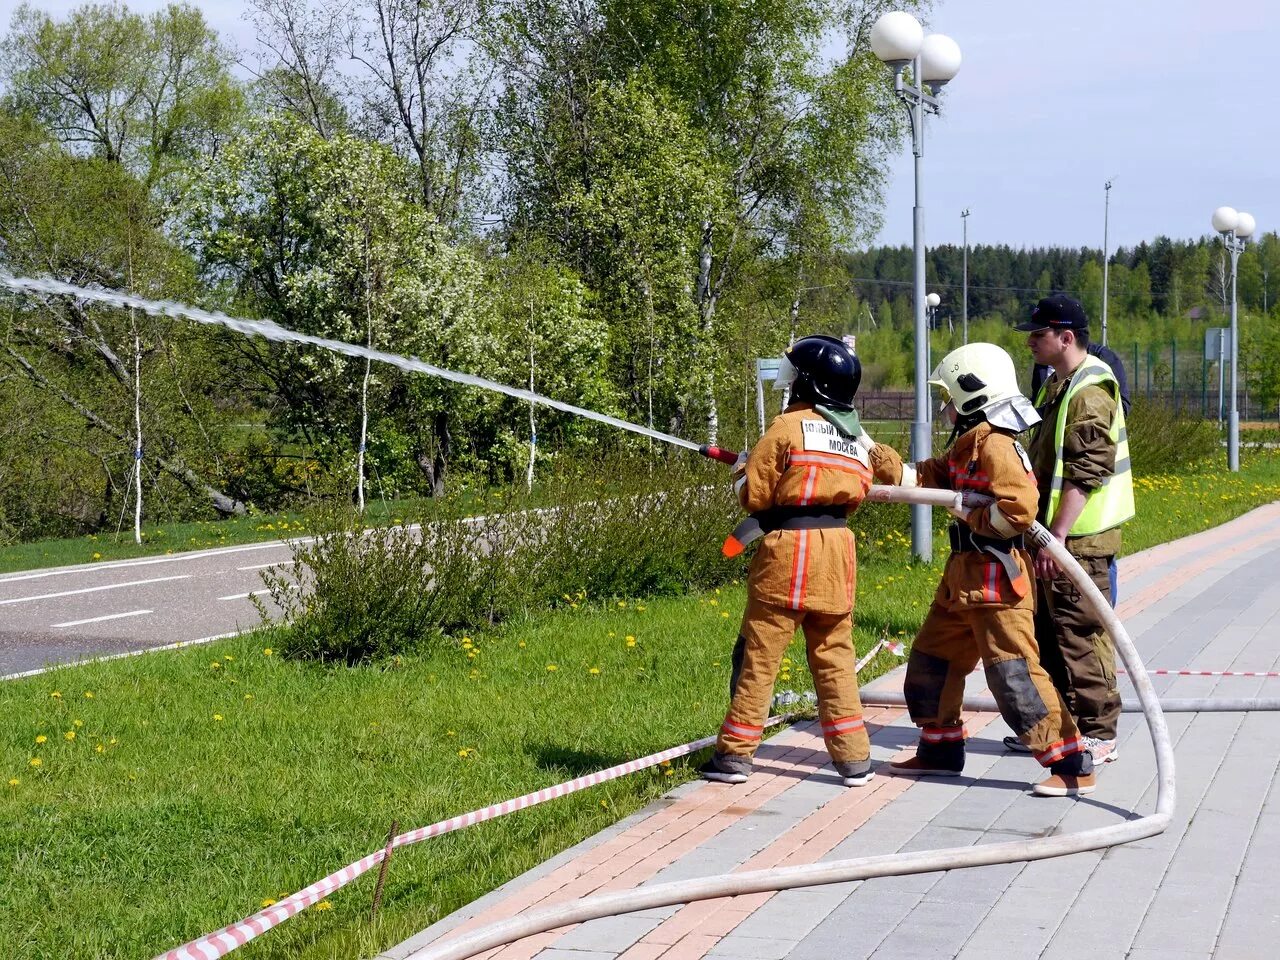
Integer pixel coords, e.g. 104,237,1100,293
1036,356,1135,536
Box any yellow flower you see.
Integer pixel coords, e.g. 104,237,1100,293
721,612,730,618
607,631,616,637
49,691,62,700
109,738,118,745
467,651,477,659
83,691,95,699
244,694,254,701
664,768,675,776
34,735,46,744
314,900,333,911
617,600,626,608
545,664,558,672
261,898,277,908
589,667,601,675
600,799,609,808
457,748,471,758
92,552,101,560
518,641,526,648
28,758,42,768
73,719,83,728
210,662,222,670
64,731,76,741
213,714,224,722
7,778,18,787
263,648,274,657
95,744,105,754
625,636,637,647
223,655,234,662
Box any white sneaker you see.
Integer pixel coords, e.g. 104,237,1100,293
1083,736,1119,764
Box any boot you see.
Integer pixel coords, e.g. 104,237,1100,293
699,752,751,784
888,734,965,778
1032,748,1096,796
833,758,875,787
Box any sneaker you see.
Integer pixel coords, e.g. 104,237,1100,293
699,755,750,784
834,759,875,787
1083,736,1119,764
1002,735,1033,754
1032,772,1097,797
886,755,963,778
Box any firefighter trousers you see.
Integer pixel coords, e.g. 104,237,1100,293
905,599,1084,766
718,595,870,764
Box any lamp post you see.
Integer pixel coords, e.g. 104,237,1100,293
1212,206,1255,472
961,208,970,344
871,11,962,562
1101,180,1113,346
926,291,941,330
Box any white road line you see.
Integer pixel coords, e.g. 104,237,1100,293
0,574,191,606
218,588,272,601
0,540,300,584
53,609,153,628
1,631,243,682
236,561,296,571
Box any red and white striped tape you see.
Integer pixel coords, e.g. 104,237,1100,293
1118,668,1280,678
155,719,788,960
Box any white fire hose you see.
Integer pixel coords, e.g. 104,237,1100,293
403,486,1177,960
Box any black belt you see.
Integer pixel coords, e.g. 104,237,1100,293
722,506,850,558
947,522,1030,598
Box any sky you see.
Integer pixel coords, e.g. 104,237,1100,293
5,0,1277,252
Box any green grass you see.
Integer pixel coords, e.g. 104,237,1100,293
2,452,1279,960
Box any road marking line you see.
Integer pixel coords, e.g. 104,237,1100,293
218,589,271,601
236,561,296,571
2,631,242,682
53,609,153,628
0,574,191,606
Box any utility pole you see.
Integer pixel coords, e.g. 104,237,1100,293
961,208,970,344
1101,179,1113,346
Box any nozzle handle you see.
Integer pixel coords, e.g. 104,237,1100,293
700,444,741,465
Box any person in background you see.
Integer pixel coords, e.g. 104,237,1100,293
1030,327,1131,607
1015,294,1135,767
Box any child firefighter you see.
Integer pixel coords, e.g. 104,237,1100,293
869,343,1096,797
701,335,877,787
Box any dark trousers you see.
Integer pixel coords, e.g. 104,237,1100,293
1034,554,1122,741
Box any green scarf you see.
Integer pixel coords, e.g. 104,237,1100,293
816,404,862,438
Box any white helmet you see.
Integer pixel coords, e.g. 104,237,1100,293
929,342,1040,431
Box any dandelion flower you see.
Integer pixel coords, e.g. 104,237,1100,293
73,720,83,728
7,778,18,787
28,758,42,768
518,641,526,648
213,714,224,722
589,667,601,675
83,691,95,699
49,691,62,700
261,899,277,908
546,664,558,672
223,655,234,662
109,738,118,745
315,901,333,911
95,744,105,754
263,648,274,656
244,694,254,701
600,800,609,809
92,552,101,560
34,735,46,744
64,731,76,741
721,612,730,618
457,748,470,758
210,662,222,670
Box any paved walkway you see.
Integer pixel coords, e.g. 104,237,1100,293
385,503,1280,960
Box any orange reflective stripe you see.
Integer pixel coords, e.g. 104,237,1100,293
822,715,865,735
798,465,818,505
1034,736,1084,765
721,718,764,739
921,724,967,743
982,561,1000,603
787,528,810,609
789,451,873,479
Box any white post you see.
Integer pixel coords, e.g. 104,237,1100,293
133,325,142,545
1101,180,1112,346
527,302,536,492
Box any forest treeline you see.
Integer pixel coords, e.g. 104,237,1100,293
0,1,1275,543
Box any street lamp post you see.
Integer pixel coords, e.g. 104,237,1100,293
1212,205,1256,472
961,208,970,344
1101,180,1113,347
871,11,961,563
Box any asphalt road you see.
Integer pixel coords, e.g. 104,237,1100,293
0,538,301,677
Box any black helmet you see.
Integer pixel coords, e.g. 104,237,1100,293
783,335,861,410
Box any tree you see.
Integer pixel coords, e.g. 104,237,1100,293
180,114,483,496
1,1,242,191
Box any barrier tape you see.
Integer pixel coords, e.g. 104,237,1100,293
1118,668,1280,678
156,716,793,960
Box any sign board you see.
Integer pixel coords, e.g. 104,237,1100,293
755,357,782,381
1204,327,1232,362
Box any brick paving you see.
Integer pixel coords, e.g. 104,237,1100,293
385,503,1280,960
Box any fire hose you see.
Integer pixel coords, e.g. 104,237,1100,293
401,483,1178,960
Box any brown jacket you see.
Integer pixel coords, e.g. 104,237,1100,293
871,423,1038,609
1027,365,1122,558
734,404,872,614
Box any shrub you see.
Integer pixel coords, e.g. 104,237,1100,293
1126,401,1219,475
258,453,740,662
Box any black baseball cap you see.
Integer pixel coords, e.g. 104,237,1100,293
1015,293,1089,332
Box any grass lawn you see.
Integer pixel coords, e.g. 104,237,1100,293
3,452,1280,960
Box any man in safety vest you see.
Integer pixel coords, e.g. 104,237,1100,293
1016,294,1135,765
702,335,875,788
870,343,1096,796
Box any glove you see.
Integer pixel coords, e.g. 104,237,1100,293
959,490,992,510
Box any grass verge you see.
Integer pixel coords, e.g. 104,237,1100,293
2,453,1279,960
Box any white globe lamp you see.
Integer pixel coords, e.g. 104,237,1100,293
1212,206,1239,234
870,12,924,65
926,292,941,308
1234,211,1256,239
920,34,962,89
